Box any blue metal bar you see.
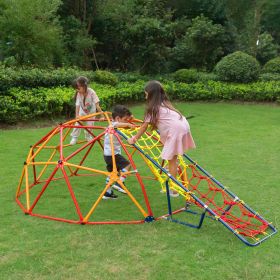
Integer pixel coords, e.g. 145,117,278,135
165,180,172,216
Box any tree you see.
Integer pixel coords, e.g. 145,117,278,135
0,0,64,67
225,0,267,56
256,32,279,65
58,0,98,68
172,15,226,70
261,0,280,45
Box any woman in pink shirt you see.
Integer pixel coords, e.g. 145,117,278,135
128,80,196,197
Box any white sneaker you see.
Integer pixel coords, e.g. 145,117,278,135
169,191,179,198
160,189,179,197
112,183,127,194
70,137,77,145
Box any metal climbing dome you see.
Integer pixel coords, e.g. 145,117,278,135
16,111,277,246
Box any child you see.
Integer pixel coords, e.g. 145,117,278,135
103,105,134,199
70,76,103,145
128,80,196,197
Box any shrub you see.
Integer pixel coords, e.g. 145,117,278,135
1,79,280,124
262,57,280,74
93,70,118,86
114,72,149,83
196,72,218,82
259,73,280,81
214,51,260,83
0,67,96,92
172,69,199,83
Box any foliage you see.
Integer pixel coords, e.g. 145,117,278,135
172,15,227,70
1,79,280,124
0,67,96,91
93,70,119,86
259,73,280,81
214,51,260,83
0,0,64,67
172,69,199,83
256,32,279,65
60,15,97,68
261,0,280,45
0,0,280,73
262,56,280,74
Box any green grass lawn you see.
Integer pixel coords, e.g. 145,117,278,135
0,102,279,280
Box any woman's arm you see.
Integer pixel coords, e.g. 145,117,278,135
95,102,102,112
127,122,149,144
75,105,80,118
114,122,134,129
95,102,105,120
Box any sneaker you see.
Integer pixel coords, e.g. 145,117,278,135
102,191,118,200
70,137,77,145
112,182,127,194
169,191,179,198
160,189,179,197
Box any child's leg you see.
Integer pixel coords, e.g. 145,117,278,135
120,163,131,183
70,124,81,144
84,120,94,141
168,156,179,196
113,155,130,194
103,156,118,199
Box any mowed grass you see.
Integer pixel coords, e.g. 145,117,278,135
0,102,279,280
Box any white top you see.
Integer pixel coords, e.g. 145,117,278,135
104,122,122,156
75,88,99,115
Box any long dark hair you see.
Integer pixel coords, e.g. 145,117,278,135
72,76,89,101
144,80,182,129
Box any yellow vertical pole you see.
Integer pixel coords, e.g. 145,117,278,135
25,165,30,211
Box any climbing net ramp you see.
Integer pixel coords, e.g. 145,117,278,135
16,112,154,224
117,125,277,246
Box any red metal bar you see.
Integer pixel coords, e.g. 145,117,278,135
29,165,59,212
61,165,83,221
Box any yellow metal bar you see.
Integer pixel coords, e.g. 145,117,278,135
25,165,30,211
117,180,148,217
65,162,109,176
29,161,58,166
16,167,26,197
26,147,34,163
36,149,57,181
83,179,114,222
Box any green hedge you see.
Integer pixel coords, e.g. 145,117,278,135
0,67,120,92
165,81,280,102
0,81,145,124
1,80,279,124
0,67,96,91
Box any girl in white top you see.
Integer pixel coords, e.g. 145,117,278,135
70,76,103,145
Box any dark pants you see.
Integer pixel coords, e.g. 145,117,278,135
104,154,130,172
